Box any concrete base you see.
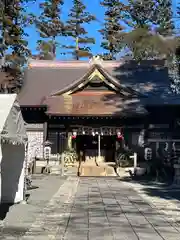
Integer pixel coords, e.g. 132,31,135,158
50,166,62,175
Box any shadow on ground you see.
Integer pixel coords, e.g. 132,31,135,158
0,226,28,239
0,203,13,220
120,176,180,205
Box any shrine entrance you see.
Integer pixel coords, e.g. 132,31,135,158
74,135,116,163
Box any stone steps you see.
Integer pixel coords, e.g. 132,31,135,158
78,164,117,177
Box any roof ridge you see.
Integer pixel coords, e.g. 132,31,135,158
28,58,166,69
28,58,124,69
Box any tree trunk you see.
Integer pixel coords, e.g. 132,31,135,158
75,37,79,60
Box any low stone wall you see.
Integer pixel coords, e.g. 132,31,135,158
34,158,60,174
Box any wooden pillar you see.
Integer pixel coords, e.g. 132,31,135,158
155,141,159,158
57,132,60,154
32,159,36,174
43,122,48,142
43,121,48,159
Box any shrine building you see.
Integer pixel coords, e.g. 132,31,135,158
17,56,180,163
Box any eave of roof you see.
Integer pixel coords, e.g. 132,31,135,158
44,93,147,116
18,57,169,107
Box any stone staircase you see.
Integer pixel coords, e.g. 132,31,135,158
78,160,117,177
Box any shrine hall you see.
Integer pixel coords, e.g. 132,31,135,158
14,56,180,164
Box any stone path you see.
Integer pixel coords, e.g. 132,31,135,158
0,175,67,240
123,181,180,229
2,177,180,239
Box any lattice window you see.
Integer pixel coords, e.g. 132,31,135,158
27,130,44,163
48,131,58,154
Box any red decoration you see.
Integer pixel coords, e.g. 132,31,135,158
72,131,77,139
117,131,124,140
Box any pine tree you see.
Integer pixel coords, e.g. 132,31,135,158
99,0,126,60
155,0,175,37
122,0,176,60
0,0,33,93
169,54,180,94
36,0,65,59
64,0,95,60
168,2,180,93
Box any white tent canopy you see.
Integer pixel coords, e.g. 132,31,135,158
0,94,27,203
0,94,27,145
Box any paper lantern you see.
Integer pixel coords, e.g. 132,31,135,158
92,131,95,136
72,131,77,139
117,131,124,140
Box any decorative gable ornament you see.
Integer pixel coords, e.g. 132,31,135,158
89,55,103,67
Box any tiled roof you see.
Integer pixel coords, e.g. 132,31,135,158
18,59,180,111
18,64,88,105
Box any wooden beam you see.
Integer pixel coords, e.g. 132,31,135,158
43,122,48,142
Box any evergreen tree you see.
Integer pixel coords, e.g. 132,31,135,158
0,0,33,93
168,2,180,93
155,0,174,37
36,0,65,59
99,0,126,60
122,0,176,60
64,0,95,60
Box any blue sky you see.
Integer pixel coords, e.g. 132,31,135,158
26,0,105,59
26,0,179,60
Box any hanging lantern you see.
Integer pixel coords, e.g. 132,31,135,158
72,131,77,139
117,131,124,140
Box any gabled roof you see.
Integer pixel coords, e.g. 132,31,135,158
18,57,178,110
18,60,89,105
51,63,140,97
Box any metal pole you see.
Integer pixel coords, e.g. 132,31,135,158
98,134,101,159
134,152,137,169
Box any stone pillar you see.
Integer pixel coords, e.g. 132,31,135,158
115,140,120,164
67,132,72,150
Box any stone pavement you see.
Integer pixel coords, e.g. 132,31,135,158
123,180,180,226
0,175,67,240
1,176,180,239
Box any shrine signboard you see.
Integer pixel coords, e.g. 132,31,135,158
149,131,180,141
148,131,170,140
